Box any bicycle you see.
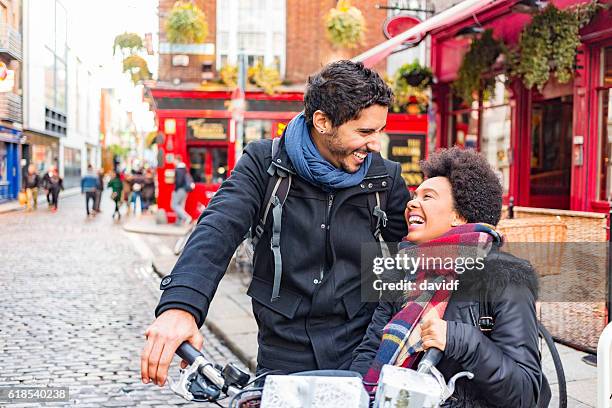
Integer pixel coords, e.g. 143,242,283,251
168,322,566,408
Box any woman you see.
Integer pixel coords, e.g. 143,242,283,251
107,171,123,220
351,147,543,407
42,166,63,212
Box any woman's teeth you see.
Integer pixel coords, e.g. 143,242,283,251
409,215,425,225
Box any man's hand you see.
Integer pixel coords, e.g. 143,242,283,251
420,314,447,351
141,309,203,386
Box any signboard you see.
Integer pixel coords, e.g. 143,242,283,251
382,15,422,44
387,133,426,187
187,118,228,141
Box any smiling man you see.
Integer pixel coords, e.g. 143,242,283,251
141,60,411,386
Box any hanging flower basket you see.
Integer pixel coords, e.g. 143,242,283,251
398,61,434,88
324,0,366,49
166,0,208,44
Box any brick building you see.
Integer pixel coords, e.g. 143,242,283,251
157,0,388,87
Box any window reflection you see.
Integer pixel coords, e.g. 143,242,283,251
188,147,228,184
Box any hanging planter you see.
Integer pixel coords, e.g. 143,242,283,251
398,61,434,88
166,0,208,44
452,29,507,104
324,0,366,49
388,65,430,115
122,55,152,85
113,32,144,56
513,1,607,91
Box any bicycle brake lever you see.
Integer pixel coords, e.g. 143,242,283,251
168,356,208,401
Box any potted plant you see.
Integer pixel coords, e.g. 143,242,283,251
165,0,208,44
122,55,152,85
513,0,606,90
452,29,507,104
398,60,434,88
324,0,366,49
113,32,144,57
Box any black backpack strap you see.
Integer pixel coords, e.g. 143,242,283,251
251,137,292,302
366,188,390,258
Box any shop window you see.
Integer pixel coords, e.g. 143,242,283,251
188,147,228,185
597,47,612,201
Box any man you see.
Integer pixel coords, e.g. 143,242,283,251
171,156,192,225
42,165,62,212
23,164,40,211
81,164,100,217
93,168,105,213
141,61,410,386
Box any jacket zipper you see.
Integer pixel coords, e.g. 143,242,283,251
319,193,334,284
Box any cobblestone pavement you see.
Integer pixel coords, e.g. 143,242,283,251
0,193,250,407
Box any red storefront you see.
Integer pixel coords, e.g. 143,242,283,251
429,0,612,212
147,87,428,221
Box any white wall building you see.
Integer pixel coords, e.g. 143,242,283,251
23,0,101,188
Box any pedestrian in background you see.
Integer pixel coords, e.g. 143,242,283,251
171,155,192,225
130,169,144,215
107,170,123,220
81,164,100,217
141,169,156,213
23,164,40,211
94,168,105,213
42,166,63,212
122,172,133,216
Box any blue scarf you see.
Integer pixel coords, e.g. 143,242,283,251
284,112,372,192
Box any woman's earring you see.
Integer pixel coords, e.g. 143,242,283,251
451,220,460,227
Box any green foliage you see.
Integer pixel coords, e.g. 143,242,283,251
122,55,152,85
324,0,365,49
219,63,281,95
108,144,130,158
514,1,606,90
388,62,430,114
219,64,237,88
397,60,433,88
251,63,282,95
113,32,144,56
452,29,506,104
166,1,208,44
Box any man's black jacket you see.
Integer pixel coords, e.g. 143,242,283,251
156,137,410,372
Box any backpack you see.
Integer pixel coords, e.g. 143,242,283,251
250,137,390,302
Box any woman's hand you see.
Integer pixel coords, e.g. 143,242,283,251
420,314,447,351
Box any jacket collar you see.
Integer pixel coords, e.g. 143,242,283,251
271,136,389,179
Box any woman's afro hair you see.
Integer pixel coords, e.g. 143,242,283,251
420,147,503,226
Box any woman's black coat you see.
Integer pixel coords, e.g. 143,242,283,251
350,249,543,408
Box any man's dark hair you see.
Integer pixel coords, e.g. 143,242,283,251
303,60,393,128
420,147,503,225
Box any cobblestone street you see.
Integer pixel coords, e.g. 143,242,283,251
0,193,248,407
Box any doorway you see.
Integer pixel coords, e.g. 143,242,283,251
529,96,573,209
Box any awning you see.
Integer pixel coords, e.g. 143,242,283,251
352,0,506,67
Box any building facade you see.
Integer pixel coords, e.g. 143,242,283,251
22,0,101,190
428,0,612,213
157,0,389,86
0,0,22,203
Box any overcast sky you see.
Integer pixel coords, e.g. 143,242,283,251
61,0,159,83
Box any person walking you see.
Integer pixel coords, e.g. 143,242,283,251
141,61,410,387
170,156,192,225
107,170,123,220
42,166,63,212
81,164,100,217
141,169,156,213
130,170,145,215
121,172,132,216
23,164,40,211
93,168,105,213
